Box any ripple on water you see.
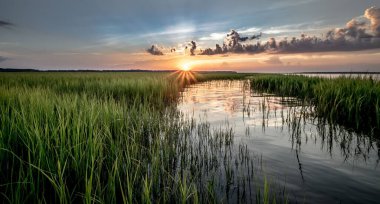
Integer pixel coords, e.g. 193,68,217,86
178,80,380,204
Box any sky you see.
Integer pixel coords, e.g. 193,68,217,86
0,0,380,72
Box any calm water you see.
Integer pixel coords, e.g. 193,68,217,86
178,80,380,203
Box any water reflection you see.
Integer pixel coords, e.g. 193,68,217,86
178,80,380,203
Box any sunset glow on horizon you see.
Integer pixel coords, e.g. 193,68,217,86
180,63,191,71
0,1,379,72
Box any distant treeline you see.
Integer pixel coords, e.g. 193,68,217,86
0,68,176,72
2,68,379,74
295,72,380,74
0,68,238,73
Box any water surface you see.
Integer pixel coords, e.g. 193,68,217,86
178,80,380,203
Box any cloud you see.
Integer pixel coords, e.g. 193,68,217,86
364,6,380,37
147,7,380,57
146,45,164,55
264,56,283,65
199,32,226,41
0,20,20,65
142,23,196,37
199,7,380,55
185,41,197,56
199,30,262,55
0,56,9,63
0,20,12,27
238,27,261,34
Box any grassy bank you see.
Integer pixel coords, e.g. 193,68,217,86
250,75,380,135
0,72,281,203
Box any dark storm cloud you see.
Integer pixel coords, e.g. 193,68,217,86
199,7,380,55
146,45,164,55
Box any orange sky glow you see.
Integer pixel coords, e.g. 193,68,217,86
112,49,380,72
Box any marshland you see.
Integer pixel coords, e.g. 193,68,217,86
0,71,379,203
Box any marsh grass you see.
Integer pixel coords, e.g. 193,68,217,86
250,75,380,135
247,79,379,164
0,72,282,203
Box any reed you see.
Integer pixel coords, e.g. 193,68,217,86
0,71,279,203
250,74,380,135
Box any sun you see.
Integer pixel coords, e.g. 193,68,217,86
181,63,191,71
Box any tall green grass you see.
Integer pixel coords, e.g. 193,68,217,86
0,72,182,105
250,74,380,135
0,72,278,203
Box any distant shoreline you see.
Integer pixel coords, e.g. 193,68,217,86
0,68,178,72
0,68,240,73
294,72,380,74
0,68,379,74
